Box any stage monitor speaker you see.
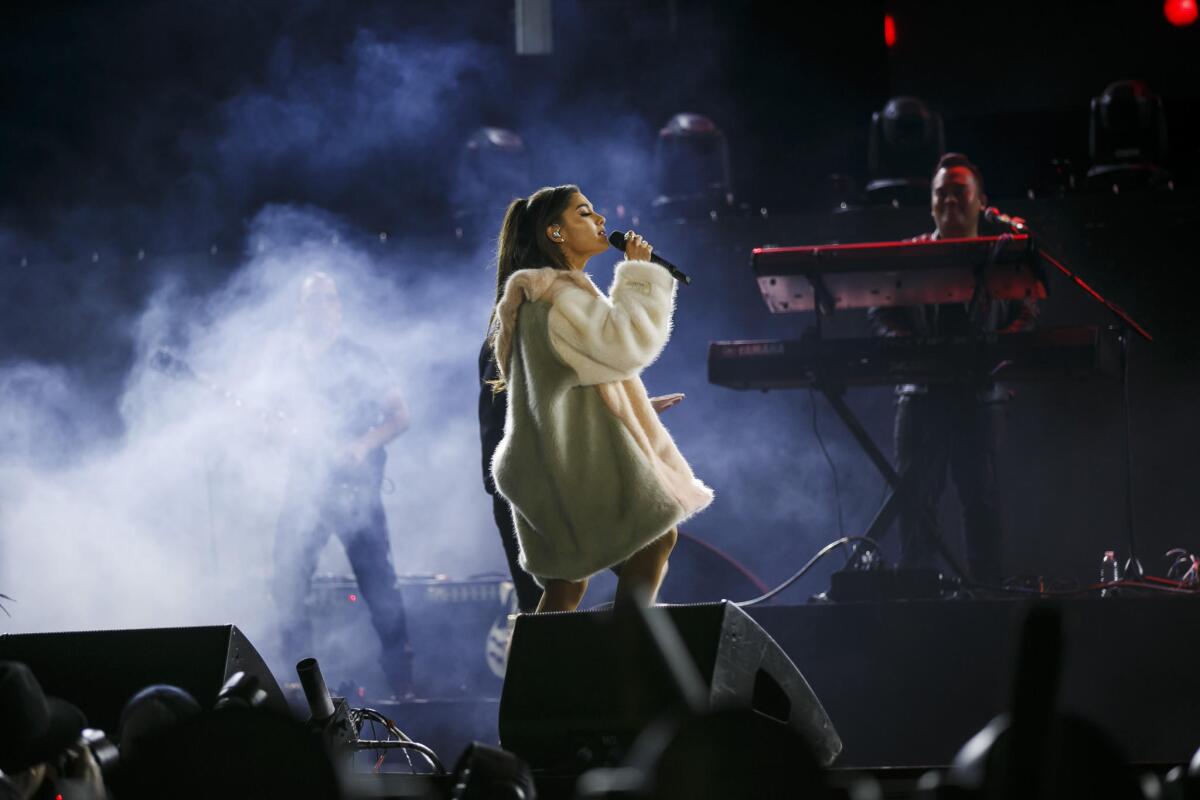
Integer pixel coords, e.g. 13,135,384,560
0,625,288,735
499,601,841,769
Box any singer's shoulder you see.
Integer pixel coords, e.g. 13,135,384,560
503,267,600,305
505,266,561,284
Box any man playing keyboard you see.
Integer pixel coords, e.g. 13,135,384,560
867,153,1038,586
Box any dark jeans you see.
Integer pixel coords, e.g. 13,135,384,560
273,477,411,692
894,392,1006,585
492,493,544,613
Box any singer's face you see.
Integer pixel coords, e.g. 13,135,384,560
931,166,984,239
553,192,608,268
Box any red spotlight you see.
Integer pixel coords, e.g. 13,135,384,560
884,14,897,47
1165,0,1198,26
348,593,358,603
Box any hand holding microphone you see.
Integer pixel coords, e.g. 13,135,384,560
622,230,653,262
609,229,692,285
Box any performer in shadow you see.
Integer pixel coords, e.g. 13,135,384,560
272,271,413,696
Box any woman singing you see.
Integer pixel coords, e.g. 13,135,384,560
486,184,713,613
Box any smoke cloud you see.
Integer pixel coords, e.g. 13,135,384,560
0,204,504,687
0,7,887,691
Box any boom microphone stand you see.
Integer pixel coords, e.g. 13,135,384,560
994,216,1152,579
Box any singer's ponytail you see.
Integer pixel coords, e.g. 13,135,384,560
487,185,579,392
493,196,529,317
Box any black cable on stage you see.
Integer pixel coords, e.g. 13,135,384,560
735,536,885,608
730,539,1198,608
961,576,1197,598
352,739,445,771
808,388,847,551
349,707,444,774
1122,327,1139,571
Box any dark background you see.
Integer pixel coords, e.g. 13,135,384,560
1,0,1198,603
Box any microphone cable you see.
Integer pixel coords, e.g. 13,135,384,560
735,536,885,608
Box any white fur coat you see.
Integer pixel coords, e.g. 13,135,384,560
490,261,713,583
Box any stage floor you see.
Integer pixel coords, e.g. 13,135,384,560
373,595,1200,774
748,595,1200,768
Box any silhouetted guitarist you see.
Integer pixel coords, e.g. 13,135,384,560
272,271,413,696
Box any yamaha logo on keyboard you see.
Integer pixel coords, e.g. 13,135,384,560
721,341,785,358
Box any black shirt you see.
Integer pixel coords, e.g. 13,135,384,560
478,336,505,496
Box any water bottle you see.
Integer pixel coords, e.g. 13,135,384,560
1100,550,1122,597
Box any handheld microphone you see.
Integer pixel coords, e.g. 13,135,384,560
983,206,1028,232
608,231,691,285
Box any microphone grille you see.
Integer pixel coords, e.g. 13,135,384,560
608,231,626,250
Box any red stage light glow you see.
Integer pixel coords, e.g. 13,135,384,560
1165,0,1198,26
884,14,897,47
348,593,358,602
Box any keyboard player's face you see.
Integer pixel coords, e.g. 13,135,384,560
931,166,985,239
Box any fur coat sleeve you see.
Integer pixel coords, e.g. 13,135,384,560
546,260,676,386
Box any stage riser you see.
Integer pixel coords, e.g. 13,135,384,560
747,597,1200,768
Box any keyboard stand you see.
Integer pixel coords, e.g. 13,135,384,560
809,346,971,578
812,380,923,570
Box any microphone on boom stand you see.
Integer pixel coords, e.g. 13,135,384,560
983,206,1029,233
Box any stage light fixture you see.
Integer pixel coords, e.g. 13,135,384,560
865,96,945,207
451,127,532,233
515,0,553,54
650,112,733,221
1086,80,1171,192
1164,0,1198,26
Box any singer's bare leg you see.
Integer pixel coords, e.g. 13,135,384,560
615,527,678,606
536,577,589,613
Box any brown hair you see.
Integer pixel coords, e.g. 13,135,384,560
492,185,579,314
487,184,579,392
